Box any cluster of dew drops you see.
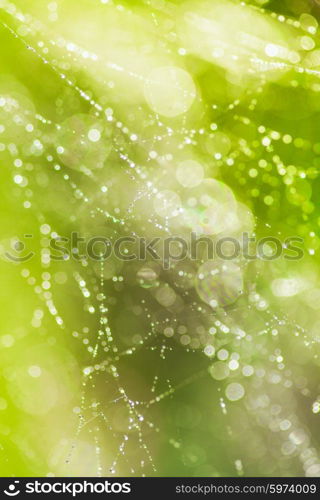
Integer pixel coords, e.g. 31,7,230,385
1,0,320,477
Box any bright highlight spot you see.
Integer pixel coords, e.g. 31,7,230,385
144,66,196,117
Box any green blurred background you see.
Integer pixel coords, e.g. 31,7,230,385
1,0,320,477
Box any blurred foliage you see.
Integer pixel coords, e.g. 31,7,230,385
1,0,320,478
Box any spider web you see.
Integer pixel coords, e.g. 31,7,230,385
1,0,320,478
